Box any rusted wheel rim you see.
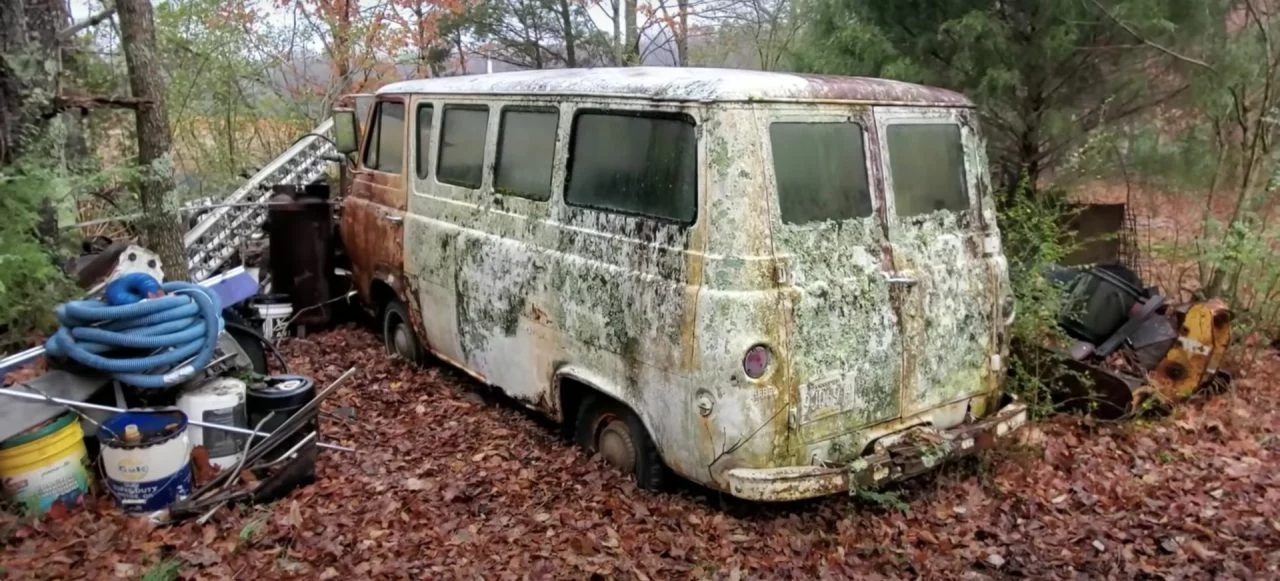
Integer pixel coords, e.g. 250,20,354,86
596,417,636,473
390,319,414,360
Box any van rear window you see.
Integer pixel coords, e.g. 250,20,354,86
565,111,696,224
887,124,969,216
770,122,873,224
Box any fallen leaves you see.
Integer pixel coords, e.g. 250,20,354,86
404,477,428,491
1,326,1278,580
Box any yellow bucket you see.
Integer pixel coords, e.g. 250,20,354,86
0,413,91,514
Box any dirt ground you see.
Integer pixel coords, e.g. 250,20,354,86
2,327,1278,580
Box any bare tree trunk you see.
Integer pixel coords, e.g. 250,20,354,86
676,0,688,66
612,0,622,65
118,0,190,281
624,0,638,64
1,0,64,165
0,0,26,163
3,0,78,257
557,0,577,67
455,32,467,73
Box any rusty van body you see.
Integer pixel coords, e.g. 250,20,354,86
332,67,1027,501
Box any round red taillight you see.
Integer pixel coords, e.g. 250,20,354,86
743,345,772,379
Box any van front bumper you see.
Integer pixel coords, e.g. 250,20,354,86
725,398,1029,502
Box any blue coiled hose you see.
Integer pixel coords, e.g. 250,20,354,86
44,274,224,389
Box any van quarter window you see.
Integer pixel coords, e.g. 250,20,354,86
495,107,558,200
887,123,969,216
770,122,873,224
362,102,405,173
437,105,489,189
565,111,696,224
415,104,434,179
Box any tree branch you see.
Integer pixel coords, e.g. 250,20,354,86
1086,0,1215,73
54,91,151,111
58,4,117,41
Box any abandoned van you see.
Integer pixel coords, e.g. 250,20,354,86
331,67,1027,501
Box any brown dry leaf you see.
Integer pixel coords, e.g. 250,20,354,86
179,546,221,566
404,478,428,491
2,327,1275,580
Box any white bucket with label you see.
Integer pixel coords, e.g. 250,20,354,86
178,378,248,470
99,410,192,514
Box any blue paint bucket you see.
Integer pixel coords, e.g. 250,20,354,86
99,410,193,513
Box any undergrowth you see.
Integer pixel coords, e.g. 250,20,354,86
0,152,80,351
998,182,1078,418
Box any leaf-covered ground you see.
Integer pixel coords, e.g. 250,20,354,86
3,327,1278,579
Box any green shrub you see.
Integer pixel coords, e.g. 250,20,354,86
998,182,1078,416
0,157,79,351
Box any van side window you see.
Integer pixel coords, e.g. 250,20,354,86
437,105,489,189
770,122,872,224
415,104,433,179
887,124,969,216
362,101,405,173
494,108,558,200
565,111,696,224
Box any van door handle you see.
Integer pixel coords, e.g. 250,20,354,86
883,273,918,287
384,214,403,224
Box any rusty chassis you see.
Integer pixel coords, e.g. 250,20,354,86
726,396,1028,502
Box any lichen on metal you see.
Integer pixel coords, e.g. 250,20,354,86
343,78,1020,501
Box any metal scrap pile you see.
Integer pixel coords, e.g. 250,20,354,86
1037,263,1232,419
0,245,353,523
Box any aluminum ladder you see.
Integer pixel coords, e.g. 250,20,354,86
184,118,336,281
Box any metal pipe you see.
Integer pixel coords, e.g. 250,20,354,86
250,431,317,470
0,346,46,374
0,385,355,453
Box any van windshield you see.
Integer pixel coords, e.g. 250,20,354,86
770,122,873,225
886,123,969,216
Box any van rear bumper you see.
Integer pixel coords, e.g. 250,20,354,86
725,397,1028,502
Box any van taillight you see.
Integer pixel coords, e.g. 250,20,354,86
743,345,772,379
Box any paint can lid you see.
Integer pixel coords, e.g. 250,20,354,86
100,410,188,449
247,374,315,409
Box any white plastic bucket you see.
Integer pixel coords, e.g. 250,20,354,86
178,378,248,470
99,410,192,514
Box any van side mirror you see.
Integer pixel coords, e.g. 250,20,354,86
333,109,359,155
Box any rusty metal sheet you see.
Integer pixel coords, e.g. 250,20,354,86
795,73,970,106
727,398,1027,502
340,95,408,305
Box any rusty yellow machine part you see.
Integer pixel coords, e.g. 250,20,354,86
1142,298,1232,406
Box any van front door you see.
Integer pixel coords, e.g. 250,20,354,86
873,107,1000,420
342,98,408,307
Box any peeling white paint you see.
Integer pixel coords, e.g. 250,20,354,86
378,67,972,107
372,86,1009,500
